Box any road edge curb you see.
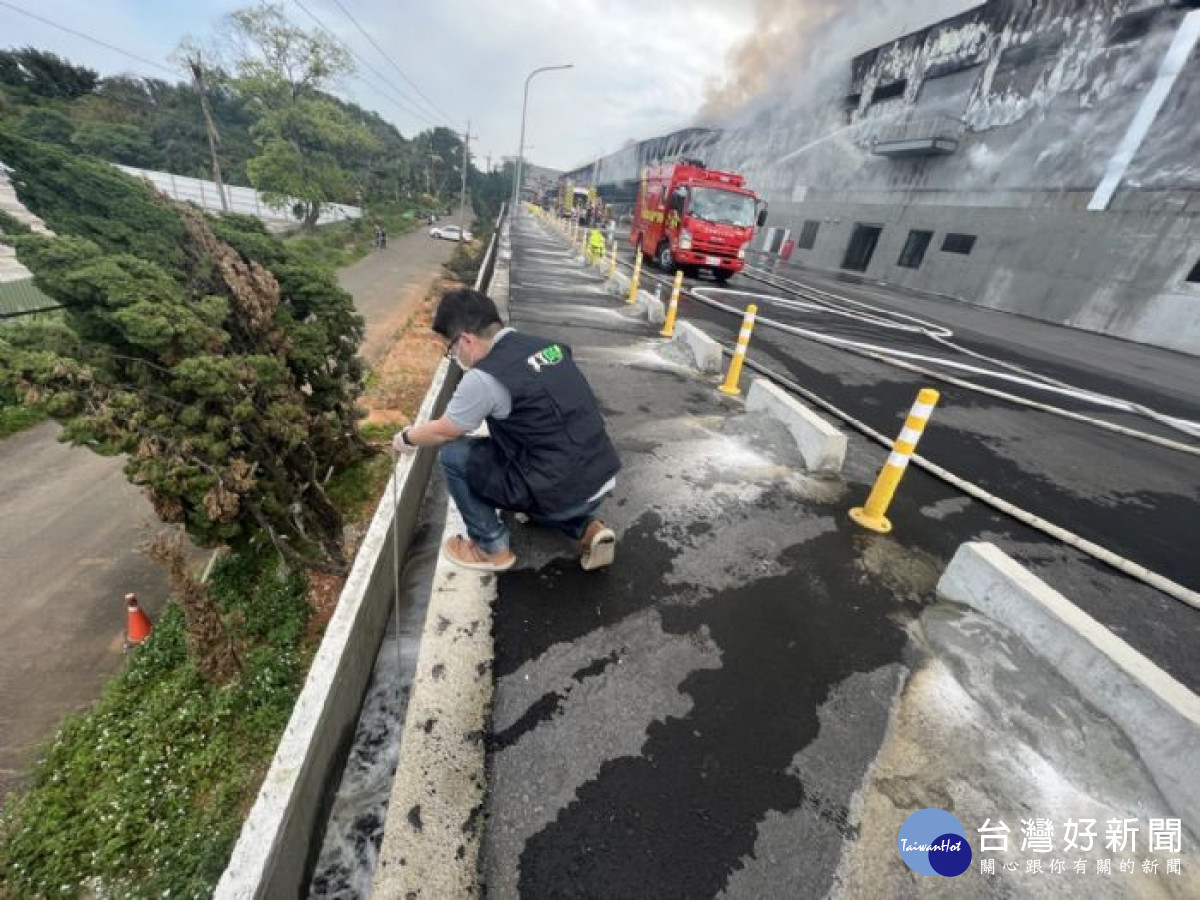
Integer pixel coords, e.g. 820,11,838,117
938,541,1200,824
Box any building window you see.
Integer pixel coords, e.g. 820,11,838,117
872,79,907,103
942,233,976,255
898,230,934,269
1187,258,1200,284
798,220,820,250
842,224,883,272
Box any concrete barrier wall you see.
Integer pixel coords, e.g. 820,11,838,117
633,288,665,325
606,271,631,298
746,378,846,473
215,363,458,899
373,220,513,896
673,321,724,373
938,542,1200,824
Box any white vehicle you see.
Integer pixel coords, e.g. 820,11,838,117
429,224,473,242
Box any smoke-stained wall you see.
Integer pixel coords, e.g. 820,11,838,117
561,128,722,208
577,0,1200,355
701,0,1200,354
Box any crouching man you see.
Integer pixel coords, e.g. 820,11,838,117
393,288,620,572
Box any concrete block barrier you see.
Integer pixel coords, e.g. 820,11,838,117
634,288,665,326
746,378,846,473
938,542,1200,824
606,271,630,297
672,321,723,374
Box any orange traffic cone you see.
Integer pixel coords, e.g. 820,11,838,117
125,592,153,651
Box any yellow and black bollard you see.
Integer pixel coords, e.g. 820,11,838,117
660,270,684,338
718,304,758,395
627,247,643,304
849,388,940,534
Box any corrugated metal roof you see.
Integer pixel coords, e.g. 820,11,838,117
0,278,59,318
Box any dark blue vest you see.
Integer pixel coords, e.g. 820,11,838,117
466,332,620,514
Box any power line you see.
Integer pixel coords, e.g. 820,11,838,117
0,0,454,140
323,0,457,127
289,0,453,131
0,0,177,78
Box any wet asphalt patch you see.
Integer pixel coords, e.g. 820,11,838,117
673,295,1200,690
501,525,912,899
484,221,925,897
483,218,1200,899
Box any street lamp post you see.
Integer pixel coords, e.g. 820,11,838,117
512,64,573,218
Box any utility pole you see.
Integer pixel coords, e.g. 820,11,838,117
458,120,471,242
186,52,228,213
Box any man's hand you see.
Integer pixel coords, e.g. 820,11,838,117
392,428,417,454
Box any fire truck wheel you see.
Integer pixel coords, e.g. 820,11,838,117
656,242,675,273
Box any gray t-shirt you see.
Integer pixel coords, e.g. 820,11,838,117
445,327,514,431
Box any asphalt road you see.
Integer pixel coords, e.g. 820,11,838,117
482,216,1200,898
0,421,171,799
608,242,1200,690
339,225,457,365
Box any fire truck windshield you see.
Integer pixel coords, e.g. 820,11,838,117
688,187,756,227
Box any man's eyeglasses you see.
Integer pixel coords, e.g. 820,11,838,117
444,334,462,359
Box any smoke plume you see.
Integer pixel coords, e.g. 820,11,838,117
699,0,985,124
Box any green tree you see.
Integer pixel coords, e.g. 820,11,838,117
224,2,377,228
72,120,159,167
14,106,74,145
472,160,515,221
0,133,366,574
0,47,98,100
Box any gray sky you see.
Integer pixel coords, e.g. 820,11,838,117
0,0,980,172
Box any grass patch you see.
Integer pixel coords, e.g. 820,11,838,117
357,420,396,446
286,219,369,270
443,222,492,285
0,402,45,440
0,548,311,898
325,449,393,526
284,204,427,271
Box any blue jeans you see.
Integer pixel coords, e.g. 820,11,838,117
439,438,606,553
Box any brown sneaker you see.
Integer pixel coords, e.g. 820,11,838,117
579,520,616,571
443,535,516,572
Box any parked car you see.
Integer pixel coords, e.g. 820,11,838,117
429,224,473,242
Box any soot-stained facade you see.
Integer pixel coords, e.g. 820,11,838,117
577,0,1200,354
718,0,1200,354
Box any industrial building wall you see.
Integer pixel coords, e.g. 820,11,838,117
707,0,1200,356
566,0,1200,354
766,192,1200,355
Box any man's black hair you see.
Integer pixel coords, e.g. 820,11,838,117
433,288,504,339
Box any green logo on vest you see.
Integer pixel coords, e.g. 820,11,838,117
527,344,564,373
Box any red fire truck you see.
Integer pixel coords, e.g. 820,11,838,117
630,160,767,281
